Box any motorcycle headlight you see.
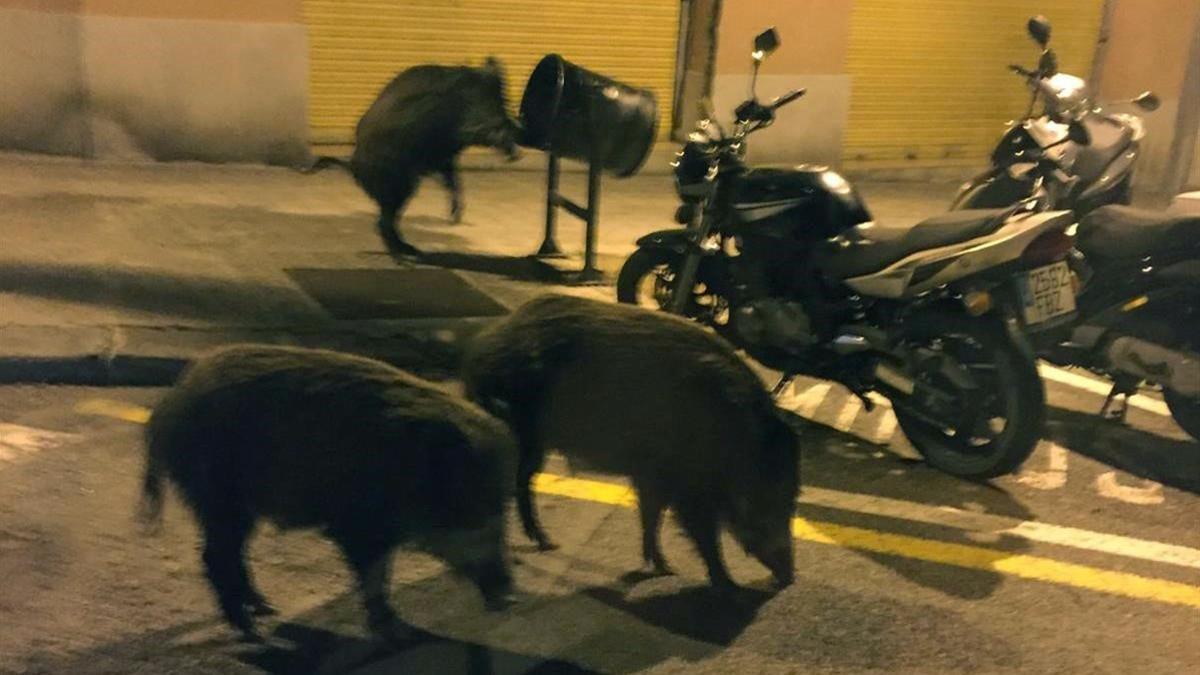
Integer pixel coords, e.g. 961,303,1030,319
673,141,716,201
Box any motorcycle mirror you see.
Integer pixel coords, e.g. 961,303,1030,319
1067,121,1091,145
1027,15,1052,47
1132,91,1161,112
752,27,780,62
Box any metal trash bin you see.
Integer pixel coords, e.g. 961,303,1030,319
519,54,658,177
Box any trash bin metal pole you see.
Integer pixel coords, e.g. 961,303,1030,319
576,144,604,283
537,151,566,258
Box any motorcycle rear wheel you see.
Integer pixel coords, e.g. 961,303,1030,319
1164,390,1200,442
893,315,1045,480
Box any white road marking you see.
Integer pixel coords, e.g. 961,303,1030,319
802,485,1200,570
0,423,80,464
1039,363,1170,416
788,383,833,418
1017,441,1070,490
872,412,898,445
833,397,863,432
1095,472,1166,506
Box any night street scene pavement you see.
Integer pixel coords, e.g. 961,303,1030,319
3,2,1200,674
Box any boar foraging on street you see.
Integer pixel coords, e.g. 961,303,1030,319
139,344,518,643
461,294,801,591
309,58,520,258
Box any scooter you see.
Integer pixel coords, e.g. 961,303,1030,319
952,15,1160,216
1035,199,1200,441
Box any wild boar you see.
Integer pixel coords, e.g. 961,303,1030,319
139,344,517,642
307,58,520,257
461,294,800,590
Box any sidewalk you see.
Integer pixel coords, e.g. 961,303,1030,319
0,151,963,384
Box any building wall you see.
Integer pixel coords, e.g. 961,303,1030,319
1094,0,1200,191
710,0,853,166
0,0,309,165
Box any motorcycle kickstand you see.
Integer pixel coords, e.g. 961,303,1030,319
1099,383,1131,424
771,374,796,399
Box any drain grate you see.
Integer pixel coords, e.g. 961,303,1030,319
285,268,509,320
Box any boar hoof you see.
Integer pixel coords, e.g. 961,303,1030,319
236,627,265,644
246,597,278,617
535,539,560,552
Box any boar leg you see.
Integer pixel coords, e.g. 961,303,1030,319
199,513,260,641
515,433,557,551
375,172,421,257
336,536,412,643
633,479,673,576
439,161,463,223
674,497,736,591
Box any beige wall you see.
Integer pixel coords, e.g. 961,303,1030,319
710,0,853,166
1095,0,1200,190
0,0,309,165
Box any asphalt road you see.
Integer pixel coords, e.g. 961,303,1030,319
1,375,1197,674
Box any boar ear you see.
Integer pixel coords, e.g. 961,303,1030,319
483,56,503,73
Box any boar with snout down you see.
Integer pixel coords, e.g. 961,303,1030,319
309,58,520,258
140,345,518,643
461,295,800,590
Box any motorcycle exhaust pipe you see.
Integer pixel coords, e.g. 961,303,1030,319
1105,337,1200,397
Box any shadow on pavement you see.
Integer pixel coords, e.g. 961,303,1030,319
1045,405,1200,495
240,621,599,675
781,412,1036,601
417,251,558,283
581,584,772,646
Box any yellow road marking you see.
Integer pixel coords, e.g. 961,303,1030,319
74,399,152,424
83,400,1200,609
537,473,1200,609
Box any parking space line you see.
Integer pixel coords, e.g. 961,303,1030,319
75,399,151,424
1039,364,1170,416
533,473,1200,609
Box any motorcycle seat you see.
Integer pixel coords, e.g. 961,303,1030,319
824,208,1011,279
1072,116,1134,185
1077,205,1200,260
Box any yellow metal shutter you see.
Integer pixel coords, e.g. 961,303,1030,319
303,0,681,145
843,0,1105,169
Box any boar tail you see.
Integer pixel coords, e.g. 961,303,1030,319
138,429,167,535
298,155,351,174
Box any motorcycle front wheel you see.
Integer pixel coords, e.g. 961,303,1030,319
616,247,680,309
893,315,1046,480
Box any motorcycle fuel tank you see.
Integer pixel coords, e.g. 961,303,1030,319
727,165,872,240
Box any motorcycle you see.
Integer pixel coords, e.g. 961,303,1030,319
616,28,1080,480
1033,199,1200,441
951,15,1160,215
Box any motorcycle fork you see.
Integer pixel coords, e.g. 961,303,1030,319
667,210,718,316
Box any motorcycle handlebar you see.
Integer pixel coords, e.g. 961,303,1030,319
771,88,807,110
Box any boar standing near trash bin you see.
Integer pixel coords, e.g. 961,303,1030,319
306,58,520,257
139,344,518,643
461,294,801,590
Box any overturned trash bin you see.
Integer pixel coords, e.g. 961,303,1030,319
520,54,659,283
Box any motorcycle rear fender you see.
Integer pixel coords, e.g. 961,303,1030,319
634,228,691,254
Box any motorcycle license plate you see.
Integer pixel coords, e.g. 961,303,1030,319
1017,261,1076,325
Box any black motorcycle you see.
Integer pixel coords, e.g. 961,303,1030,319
1034,200,1200,440
616,28,1082,480
952,16,1159,215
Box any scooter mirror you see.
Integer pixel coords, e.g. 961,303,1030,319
753,27,780,61
1027,15,1052,47
1067,121,1091,146
1133,91,1161,112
